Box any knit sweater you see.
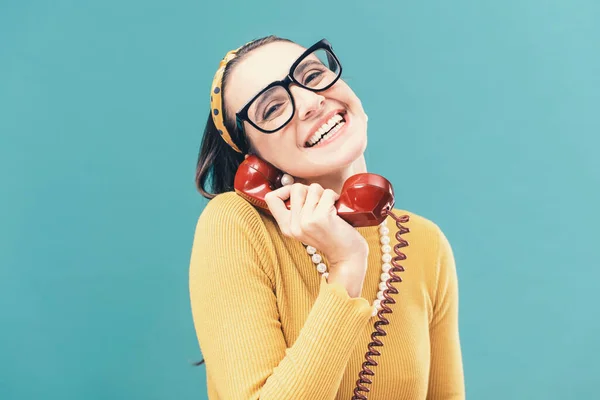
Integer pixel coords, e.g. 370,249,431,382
189,191,465,399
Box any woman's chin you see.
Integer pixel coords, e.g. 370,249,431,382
268,126,367,178
300,132,366,172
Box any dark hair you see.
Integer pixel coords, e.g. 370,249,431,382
195,35,294,199
191,35,294,368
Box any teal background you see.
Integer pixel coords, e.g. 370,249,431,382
1,0,598,398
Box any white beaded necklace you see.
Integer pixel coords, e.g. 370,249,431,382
304,218,393,317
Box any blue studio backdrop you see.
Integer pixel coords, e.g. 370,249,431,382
1,0,599,399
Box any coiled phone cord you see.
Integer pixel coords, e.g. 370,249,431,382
351,210,410,400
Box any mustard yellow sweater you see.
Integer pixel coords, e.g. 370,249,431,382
189,192,464,399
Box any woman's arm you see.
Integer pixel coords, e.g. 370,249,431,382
426,226,466,399
189,193,373,399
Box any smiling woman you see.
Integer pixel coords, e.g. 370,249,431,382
189,35,465,399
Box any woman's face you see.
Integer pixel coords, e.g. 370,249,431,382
224,41,368,179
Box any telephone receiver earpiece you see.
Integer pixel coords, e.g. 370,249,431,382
234,155,394,227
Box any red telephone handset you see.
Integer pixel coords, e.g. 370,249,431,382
234,154,395,227
233,154,410,400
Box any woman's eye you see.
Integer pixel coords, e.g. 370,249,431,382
304,70,324,85
263,103,282,120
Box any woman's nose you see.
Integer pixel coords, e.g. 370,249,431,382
290,85,325,120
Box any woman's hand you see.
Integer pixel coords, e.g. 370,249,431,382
265,183,369,297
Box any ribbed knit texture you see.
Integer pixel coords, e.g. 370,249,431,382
189,192,464,399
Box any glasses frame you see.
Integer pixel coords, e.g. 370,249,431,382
235,38,343,135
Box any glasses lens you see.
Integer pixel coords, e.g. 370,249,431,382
293,48,340,91
248,85,293,132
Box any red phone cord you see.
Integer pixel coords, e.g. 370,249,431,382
351,210,410,400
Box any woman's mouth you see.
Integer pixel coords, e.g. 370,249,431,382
304,112,347,148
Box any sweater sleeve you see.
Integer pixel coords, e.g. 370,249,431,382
189,193,373,399
426,226,465,399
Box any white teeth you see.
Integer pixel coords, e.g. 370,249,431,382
306,113,344,146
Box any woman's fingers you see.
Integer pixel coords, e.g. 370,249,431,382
314,188,340,216
289,183,308,237
264,185,292,234
303,183,324,214
264,183,339,241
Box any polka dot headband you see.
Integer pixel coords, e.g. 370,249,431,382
210,45,245,153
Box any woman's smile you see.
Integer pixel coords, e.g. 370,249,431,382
304,109,351,149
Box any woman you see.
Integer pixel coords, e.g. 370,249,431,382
189,36,465,399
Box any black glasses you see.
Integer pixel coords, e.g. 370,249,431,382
236,39,342,134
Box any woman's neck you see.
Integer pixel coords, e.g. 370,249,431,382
299,155,367,195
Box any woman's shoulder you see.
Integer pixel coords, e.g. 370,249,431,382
389,207,451,255
194,191,274,241
391,207,443,231
202,190,256,212
387,208,456,296
198,191,262,224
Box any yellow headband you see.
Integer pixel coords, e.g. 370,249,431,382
210,46,245,153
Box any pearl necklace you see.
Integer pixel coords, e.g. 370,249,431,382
304,218,393,317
